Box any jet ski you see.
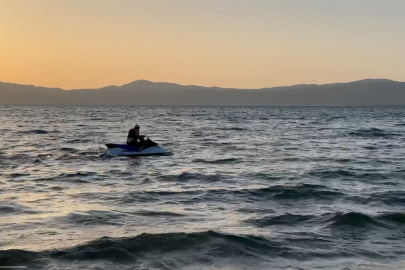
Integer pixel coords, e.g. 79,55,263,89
106,138,167,156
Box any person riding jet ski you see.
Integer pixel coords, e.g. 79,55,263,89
127,124,145,149
105,124,165,156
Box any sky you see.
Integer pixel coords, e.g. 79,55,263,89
0,0,405,89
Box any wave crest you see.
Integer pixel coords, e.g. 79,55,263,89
348,128,396,138
0,231,288,266
192,158,241,164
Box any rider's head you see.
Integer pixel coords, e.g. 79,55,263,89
134,124,140,136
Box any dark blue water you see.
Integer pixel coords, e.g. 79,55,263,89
1,106,405,270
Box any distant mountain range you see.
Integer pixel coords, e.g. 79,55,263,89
0,79,404,106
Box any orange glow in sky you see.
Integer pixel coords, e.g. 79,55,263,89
1,0,404,89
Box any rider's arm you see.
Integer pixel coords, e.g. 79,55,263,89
127,129,135,144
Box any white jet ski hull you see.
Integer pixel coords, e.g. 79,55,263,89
106,144,167,156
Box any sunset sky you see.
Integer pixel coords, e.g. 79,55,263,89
1,0,404,89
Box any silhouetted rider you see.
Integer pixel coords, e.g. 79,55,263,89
127,124,145,148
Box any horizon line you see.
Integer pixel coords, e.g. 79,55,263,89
0,78,399,91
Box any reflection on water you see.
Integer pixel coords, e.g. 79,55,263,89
1,106,405,269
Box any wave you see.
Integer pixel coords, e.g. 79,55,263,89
327,212,405,229
308,169,389,181
368,191,405,206
218,127,247,131
0,202,40,215
309,169,355,178
64,138,94,143
0,231,288,267
2,228,397,268
59,147,81,153
247,211,405,229
379,212,405,224
120,184,344,204
192,158,241,164
120,189,202,204
267,184,343,200
0,249,40,268
246,213,317,227
0,128,13,134
160,172,223,182
17,129,60,135
131,210,185,217
246,172,282,180
59,210,125,226
348,128,397,138
207,184,340,200
0,153,35,164
327,116,346,121
1,225,403,267
363,145,378,150
327,212,380,228
33,171,95,183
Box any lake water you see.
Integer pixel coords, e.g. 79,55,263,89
1,106,405,269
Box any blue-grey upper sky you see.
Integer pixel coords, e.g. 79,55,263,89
0,0,404,89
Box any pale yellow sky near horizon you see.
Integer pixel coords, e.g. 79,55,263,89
1,0,405,89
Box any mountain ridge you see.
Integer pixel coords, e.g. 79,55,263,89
0,79,404,106
0,78,398,91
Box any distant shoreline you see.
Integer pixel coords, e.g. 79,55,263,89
1,79,405,106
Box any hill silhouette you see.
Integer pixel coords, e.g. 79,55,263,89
0,79,404,106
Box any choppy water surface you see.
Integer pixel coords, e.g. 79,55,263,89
1,106,405,270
